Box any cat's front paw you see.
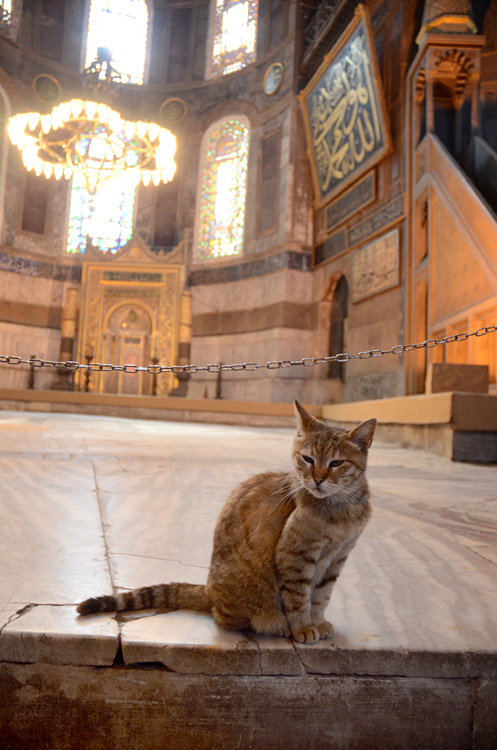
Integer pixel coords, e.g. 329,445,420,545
315,621,334,639
292,625,320,644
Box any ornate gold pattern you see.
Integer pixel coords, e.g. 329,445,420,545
76,260,183,396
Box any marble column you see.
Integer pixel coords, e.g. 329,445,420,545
51,287,78,391
169,288,192,397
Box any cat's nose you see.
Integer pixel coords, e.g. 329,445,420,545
314,477,325,486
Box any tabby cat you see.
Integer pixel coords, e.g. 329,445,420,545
77,401,376,643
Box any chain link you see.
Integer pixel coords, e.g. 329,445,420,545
0,325,495,376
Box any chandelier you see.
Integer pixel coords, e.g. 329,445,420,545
7,50,177,195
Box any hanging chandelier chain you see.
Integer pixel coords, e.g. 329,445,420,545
0,325,496,376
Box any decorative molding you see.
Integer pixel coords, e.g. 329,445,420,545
189,250,312,286
348,194,405,247
325,171,375,232
314,230,347,267
433,47,476,98
0,251,81,282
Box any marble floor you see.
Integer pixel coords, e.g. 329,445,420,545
0,409,496,678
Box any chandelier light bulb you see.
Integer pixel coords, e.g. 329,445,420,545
148,123,159,142
85,101,98,119
136,121,147,138
71,99,84,118
27,112,39,131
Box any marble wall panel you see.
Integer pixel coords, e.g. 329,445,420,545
431,191,495,325
2,157,70,258
189,327,317,401
0,269,66,308
190,328,314,371
192,268,313,317
344,370,405,402
0,322,61,390
346,318,404,377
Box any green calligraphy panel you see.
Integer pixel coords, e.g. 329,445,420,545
299,6,390,207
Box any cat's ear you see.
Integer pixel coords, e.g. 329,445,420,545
294,400,322,434
348,419,377,451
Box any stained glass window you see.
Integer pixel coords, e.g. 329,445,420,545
85,0,148,84
211,0,258,77
68,0,148,254
197,119,249,259
66,174,135,254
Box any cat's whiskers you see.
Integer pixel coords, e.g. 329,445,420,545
270,483,300,514
328,485,361,504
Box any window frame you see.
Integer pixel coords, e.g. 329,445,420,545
193,114,251,263
207,0,259,79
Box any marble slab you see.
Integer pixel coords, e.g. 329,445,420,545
0,454,112,606
0,410,496,679
0,605,119,666
121,610,304,676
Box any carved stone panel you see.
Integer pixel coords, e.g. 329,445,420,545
352,228,400,303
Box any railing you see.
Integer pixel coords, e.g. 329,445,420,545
0,326,495,378
303,0,347,60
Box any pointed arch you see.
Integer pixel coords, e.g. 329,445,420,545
323,272,349,381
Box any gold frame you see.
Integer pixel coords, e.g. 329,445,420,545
298,4,391,208
32,74,62,104
159,97,188,126
263,62,285,96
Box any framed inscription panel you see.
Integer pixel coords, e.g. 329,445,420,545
352,228,399,303
298,5,391,208
325,170,375,232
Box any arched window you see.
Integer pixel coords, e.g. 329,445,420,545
196,119,249,260
67,0,148,254
210,0,259,77
0,1,12,29
85,0,148,84
328,275,348,382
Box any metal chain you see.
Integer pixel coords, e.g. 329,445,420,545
0,325,496,376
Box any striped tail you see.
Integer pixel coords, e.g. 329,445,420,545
76,583,211,616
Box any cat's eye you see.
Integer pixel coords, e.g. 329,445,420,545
301,455,314,465
329,459,345,468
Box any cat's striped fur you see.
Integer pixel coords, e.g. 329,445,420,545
77,401,376,643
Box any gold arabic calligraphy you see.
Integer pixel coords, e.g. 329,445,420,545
308,32,382,196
